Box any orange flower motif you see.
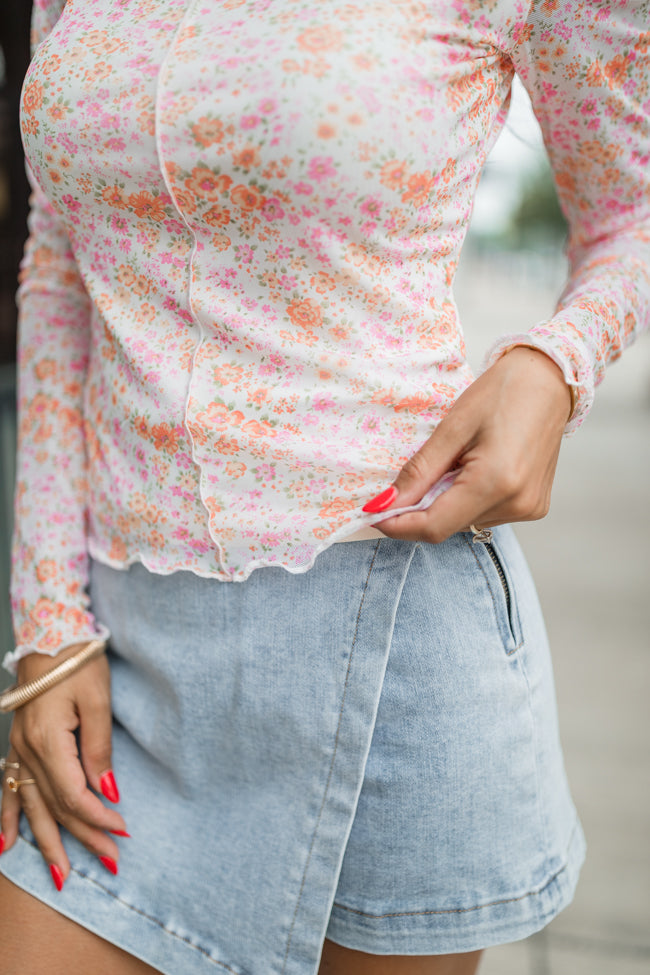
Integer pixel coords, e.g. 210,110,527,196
63,606,90,631
310,271,336,293
47,104,70,123
378,160,409,191
603,54,630,88
108,536,128,562
204,205,231,227
393,394,439,414
216,437,240,455
82,29,122,55
35,559,58,583
101,185,128,209
191,116,225,147
30,597,64,627
297,26,344,53
150,423,180,455
212,233,232,251
230,183,266,211
133,415,150,439
241,418,277,438
440,157,456,184
401,171,436,208
128,191,168,221
318,496,357,519
172,188,198,215
213,364,244,384
22,79,44,115
37,630,64,652
185,167,232,200
117,264,137,287
585,61,604,87
233,145,261,169
34,358,57,380
287,298,324,330
133,275,151,297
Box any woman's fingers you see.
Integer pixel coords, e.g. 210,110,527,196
1,751,24,853
14,718,128,839
375,347,571,542
7,649,128,871
76,655,119,801
4,760,71,889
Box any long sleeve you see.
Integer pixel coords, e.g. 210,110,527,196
484,0,650,431
5,2,109,672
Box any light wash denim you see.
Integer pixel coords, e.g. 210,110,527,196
0,530,585,973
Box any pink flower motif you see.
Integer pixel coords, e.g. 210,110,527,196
307,156,336,182
61,194,82,213
261,198,286,221
241,114,260,129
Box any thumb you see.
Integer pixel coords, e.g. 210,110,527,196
78,684,118,804
391,413,469,507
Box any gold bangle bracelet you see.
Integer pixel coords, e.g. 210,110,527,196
0,639,107,713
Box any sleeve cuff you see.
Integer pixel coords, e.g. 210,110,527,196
481,331,595,436
3,622,111,676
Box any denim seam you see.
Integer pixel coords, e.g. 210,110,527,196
517,646,552,901
331,821,580,919
15,834,244,973
461,534,523,655
280,540,382,973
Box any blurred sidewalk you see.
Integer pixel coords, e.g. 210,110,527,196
456,252,650,975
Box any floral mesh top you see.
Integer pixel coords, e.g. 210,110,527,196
8,0,650,669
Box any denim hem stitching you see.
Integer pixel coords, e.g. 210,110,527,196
331,821,580,920
14,834,243,973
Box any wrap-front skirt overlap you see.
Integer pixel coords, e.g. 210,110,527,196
0,531,585,973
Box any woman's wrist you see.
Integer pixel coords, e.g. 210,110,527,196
16,641,101,683
3,640,107,713
500,343,575,424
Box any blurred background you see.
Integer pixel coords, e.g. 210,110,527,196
0,7,648,972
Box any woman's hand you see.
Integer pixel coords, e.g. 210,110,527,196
372,346,573,541
1,643,128,890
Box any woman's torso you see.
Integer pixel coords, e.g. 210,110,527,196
22,0,522,579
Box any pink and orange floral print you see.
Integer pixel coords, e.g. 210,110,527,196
8,0,649,669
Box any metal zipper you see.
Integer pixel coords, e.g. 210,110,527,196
484,542,511,619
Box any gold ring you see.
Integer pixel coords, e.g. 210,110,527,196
0,758,20,772
470,524,494,544
5,776,37,793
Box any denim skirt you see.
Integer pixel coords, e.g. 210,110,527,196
0,529,585,974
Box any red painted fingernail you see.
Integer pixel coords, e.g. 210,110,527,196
100,770,120,803
99,855,118,875
0,832,5,855
362,485,398,514
109,829,131,838
50,864,65,892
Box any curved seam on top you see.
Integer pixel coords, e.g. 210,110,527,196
14,835,244,973
153,0,230,578
281,539,382,972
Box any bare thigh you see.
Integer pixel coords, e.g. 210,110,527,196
0,873,162,975
319,940,483,975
